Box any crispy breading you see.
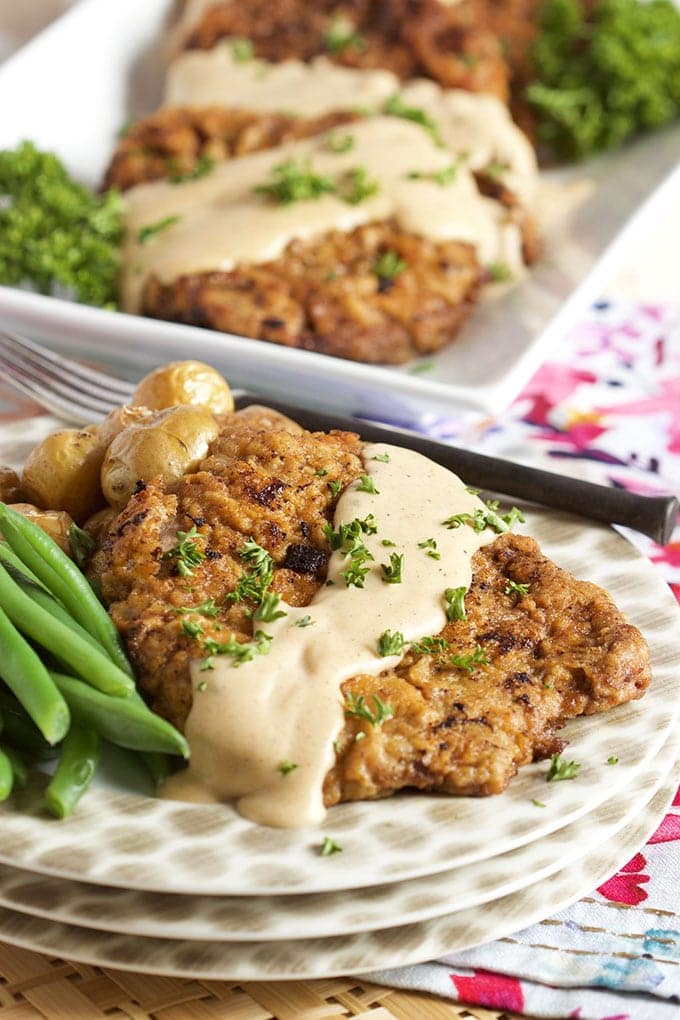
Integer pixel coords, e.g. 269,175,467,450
91,412,651,802
140,221,484,364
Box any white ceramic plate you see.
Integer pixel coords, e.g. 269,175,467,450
0,0,678,422
0,406,677,897
0,773,674,980
0,725,675,943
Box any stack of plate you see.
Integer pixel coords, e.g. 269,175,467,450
0,510,678,981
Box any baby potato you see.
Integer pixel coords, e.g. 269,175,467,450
97,404,156,448
6,504,74,554
232,404,303,434
21,428,108,523
0,466,22,503
83,506,118,544
132,361,234,415
102,404,220,509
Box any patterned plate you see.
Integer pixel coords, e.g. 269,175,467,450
0,726,676,943
0,770,674,981
1,420,678,896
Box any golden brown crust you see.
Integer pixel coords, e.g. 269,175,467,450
91,413,651,803
104,107,360,192
181,0,509,100
140,220,484,364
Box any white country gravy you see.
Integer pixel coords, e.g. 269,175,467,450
161,443,496,828
165,46,537,205
120,116,526,312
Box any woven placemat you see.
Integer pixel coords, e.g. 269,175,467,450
0,941,544,1020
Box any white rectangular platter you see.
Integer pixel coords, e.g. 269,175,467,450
0,0,678,424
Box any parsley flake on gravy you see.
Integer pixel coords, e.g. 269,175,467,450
278,760,298,776
444,586,467,621
418,537,440,560
356,474,379,494
231,37,254,62
546,753,580,782
323,16,366,55
137,215,181,244
295,615,315,628
384,94,444,147
254,160,336,205
377,630,406,657
381,552,404,584
327,132,355,153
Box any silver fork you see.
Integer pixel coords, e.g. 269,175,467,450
0,328,678,544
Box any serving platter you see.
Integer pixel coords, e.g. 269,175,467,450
0,771,674,981
0,0,678,422
0,722,676,943
0,410,678,896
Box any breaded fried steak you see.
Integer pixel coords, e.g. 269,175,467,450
173,0,510,101
90,411,651,805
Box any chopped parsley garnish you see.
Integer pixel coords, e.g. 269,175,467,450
450,645,490,673
532,798,547,808
254,160,336,205
315,468,329,477
381,552,404,584
327,132,355,153
377,630,406,657
444,586,467,622
343,165,380,205
505,579,531,598
373,249,406,282
355,731,366,742
174,598,220,617
327,479,343,498
356,474,379,494
488,261,512,283
443,502,525,534
278,760,298,776
372,452,391,463
381,539,397,547
197,680,208,693
203,630,273,667
546,753,580,782
137,215,181,244
407,164,458,186
200,657,215,672
320,835,343,856
228,539,274,607
295,615,315,628
384,94,444,147
231,37,254,62
168,154,215,184
341,540,374,588
180,619,204,640
345,692,394,726
607,755,619,765
410,361,435,374
323,16,366,55
323,515,378,550
465,486,481,496
253,591,287,623
409,635,450,655
418,538,440,560
163,526,206,577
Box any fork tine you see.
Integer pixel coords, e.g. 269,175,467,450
0,359,104,424
0,331,134,400
0,346,120,418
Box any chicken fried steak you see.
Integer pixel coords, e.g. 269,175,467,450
176,0,509,101
140,222,484,363
90,412,651,805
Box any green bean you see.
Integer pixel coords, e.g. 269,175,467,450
0,562,133,698
50,672,189,758
3,746,29,789
0,748,12,801
0,556,103,655
139,751,173,787
45,726,100,819
0,503,132,677
0,603,70,744
0,691,54,759
0,541,46,588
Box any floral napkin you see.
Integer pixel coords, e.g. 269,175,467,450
370,298,680,1019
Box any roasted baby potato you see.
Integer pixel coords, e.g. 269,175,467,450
21,428,108,523
131,361,234,415
6,503,74,554
101,404,220,508
83,506,119,544
0,466,22,503
232,404,303,434
97,404,156,448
